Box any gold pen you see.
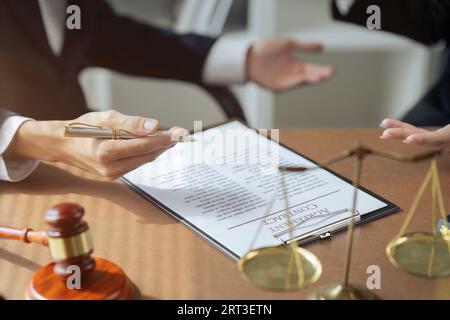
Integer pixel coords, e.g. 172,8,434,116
64,123,196,142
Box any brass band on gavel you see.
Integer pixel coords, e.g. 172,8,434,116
47,230,93,261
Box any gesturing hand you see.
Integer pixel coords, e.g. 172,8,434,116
380,119,450,151
246,38,334,92
6,110,188,180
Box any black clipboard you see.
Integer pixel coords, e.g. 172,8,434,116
121,119,400,261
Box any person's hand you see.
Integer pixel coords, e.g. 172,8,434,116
246,38,334,92
5,110,188,180
380,118,450,151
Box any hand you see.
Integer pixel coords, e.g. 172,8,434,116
380,119,450,151
5,110,188,180
246,38,334,92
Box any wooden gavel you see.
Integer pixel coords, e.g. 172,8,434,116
0,203,134,300
0,203,95,278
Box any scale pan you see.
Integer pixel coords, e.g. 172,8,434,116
238,246,322,291
386,232,450,278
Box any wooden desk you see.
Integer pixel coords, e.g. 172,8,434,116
1,129,449,300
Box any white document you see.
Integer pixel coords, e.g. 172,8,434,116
123,121,396,260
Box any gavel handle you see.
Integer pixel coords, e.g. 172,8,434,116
0,225,48,246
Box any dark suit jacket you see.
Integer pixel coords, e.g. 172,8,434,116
332,0,450,126
0,0,216,120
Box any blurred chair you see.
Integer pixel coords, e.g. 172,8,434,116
200,84,247,124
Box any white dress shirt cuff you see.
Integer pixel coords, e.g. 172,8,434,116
0,115,39,182
335,0,355,15
202,36,253,84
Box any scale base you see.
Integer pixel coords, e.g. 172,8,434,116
26,257,135,300
307,282,379,300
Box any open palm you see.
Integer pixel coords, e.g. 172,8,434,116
247,38,334,92
380,119,450,151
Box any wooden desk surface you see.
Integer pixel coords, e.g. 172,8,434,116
1,129,449,300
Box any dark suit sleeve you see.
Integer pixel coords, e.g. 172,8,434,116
85,1,217,83
331,0,450,45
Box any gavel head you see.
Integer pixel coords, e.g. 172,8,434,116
45,203,96,279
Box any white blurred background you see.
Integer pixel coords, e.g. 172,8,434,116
80,0,444,130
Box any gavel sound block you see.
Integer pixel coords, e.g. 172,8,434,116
0,203,134,300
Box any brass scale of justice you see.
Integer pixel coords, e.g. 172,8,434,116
0,144,448,300
238,144,449,300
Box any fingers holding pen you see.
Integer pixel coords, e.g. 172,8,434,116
64,111,190,180
76,110,161,136
100,134,173,162
90,126,188,179
96,144,175,180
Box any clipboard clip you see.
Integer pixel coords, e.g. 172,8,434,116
276,209,361,246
